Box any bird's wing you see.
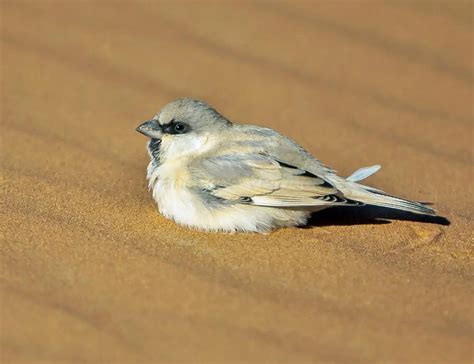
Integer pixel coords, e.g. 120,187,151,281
230,124,337,175
189,153,361,208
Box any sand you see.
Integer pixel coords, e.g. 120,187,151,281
1,1,473,362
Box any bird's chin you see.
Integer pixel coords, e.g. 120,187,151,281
147,138,162,159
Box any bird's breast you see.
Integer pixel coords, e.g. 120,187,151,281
147,159,202,221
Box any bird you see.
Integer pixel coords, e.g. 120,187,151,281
136,98,436,233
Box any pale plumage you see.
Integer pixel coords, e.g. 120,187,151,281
137,98,436,232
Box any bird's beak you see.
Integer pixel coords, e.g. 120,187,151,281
136,120,163,139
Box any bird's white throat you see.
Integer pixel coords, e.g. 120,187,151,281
159,133,212,163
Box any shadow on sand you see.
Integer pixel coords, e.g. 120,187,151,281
306,205,450,227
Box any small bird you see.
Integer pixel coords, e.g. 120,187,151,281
136,99,436,232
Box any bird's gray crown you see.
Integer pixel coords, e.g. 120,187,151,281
156,98,231,132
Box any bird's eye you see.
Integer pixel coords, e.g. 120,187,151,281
163,121,190,134
172,122,188,134
174,123,185,132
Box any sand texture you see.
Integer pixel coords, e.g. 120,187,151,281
1,1,473,363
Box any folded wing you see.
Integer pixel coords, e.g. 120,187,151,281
190,153,362,208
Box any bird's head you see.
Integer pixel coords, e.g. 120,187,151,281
136,98,231,160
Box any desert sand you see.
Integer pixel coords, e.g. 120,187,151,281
1,1,473,363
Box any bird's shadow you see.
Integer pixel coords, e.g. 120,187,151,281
305,205,450,227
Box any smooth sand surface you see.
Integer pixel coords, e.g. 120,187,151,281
1,1,473,362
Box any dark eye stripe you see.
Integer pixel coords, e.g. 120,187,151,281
162,121,191,135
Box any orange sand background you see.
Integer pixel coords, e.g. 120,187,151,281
1,1,473,362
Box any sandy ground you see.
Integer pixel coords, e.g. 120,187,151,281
1,1,473,363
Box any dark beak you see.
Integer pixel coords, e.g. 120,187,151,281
136,120,163,138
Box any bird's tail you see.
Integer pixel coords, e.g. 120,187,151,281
340,165,436,216
346,164,381,183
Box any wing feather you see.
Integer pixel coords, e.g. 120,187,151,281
190,153,349,207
